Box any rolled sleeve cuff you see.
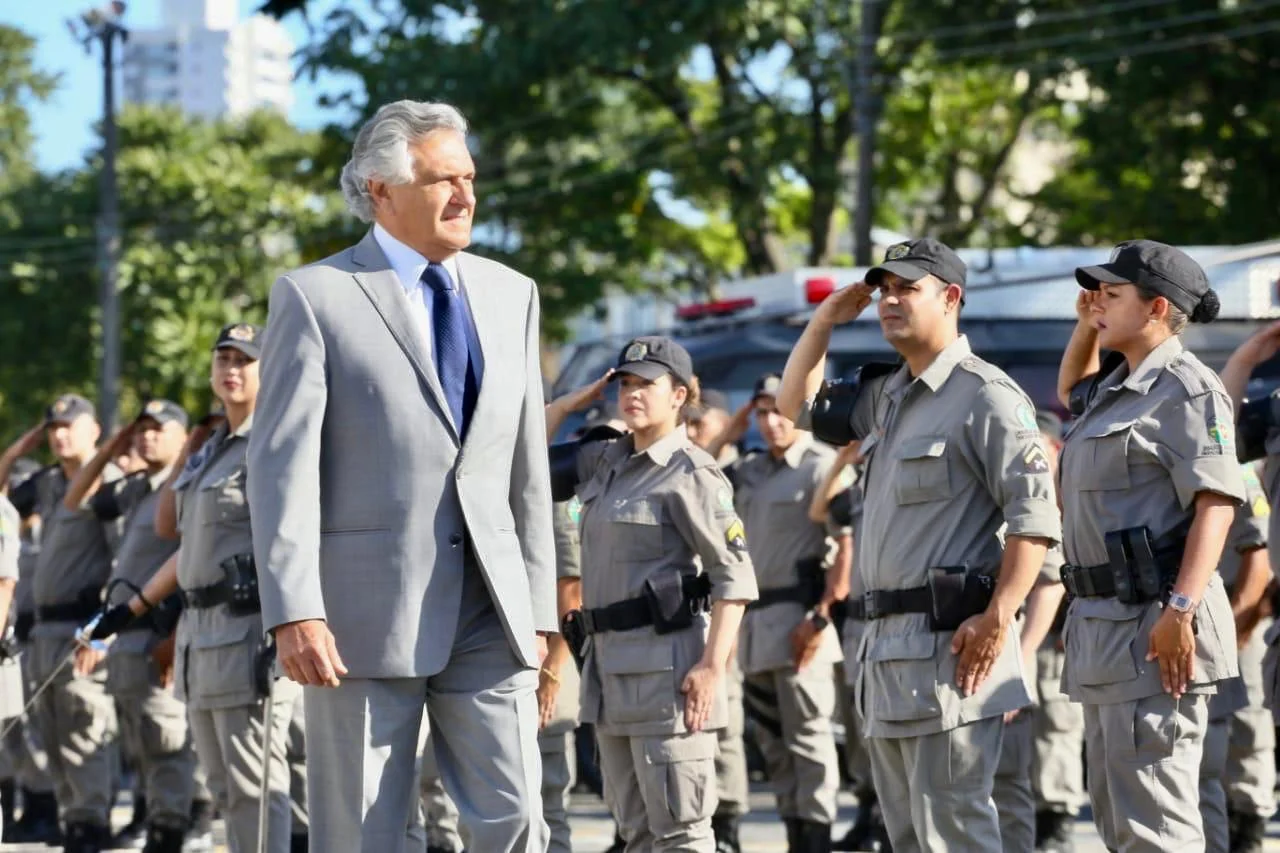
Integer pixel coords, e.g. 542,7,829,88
794,398,815,432
826,521,853,538
710,571,759,604
1171,457,1246,510
1002,499,1063,546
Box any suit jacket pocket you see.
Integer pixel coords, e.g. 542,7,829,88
598,635,677,726
865,632,941,723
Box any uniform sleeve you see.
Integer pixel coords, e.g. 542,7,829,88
90,474,147,522
1156,389,1247,509
1227,467,1269,553
1037,546,1065,586
8,473,38,519
552,499,582,580
668,462,759,604
575,438,615,488
0,498,20,581
964,381,1063,544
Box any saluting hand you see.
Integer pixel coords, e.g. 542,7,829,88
814,283,875,327
951,610,1009,697
1146,608,1196,698
680,660,723,732
1074,290,1101,325
275,619,348,687
1233,320,1280,369
555,370,615,414
4,424,45,460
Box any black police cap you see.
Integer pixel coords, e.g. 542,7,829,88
45,394,96,425
752,373,783,401
213,323,263,359
612,336,694,387
866,238,968,288
134,399,189,429
1075,240,1219,322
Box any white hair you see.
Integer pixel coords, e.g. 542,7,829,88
339,100,469,222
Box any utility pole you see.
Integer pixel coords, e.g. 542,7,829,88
853,0,884,266
69,2,128,430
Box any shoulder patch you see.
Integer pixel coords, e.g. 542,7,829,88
724,518,747,552
1252,494,1271,518
566,496,583,525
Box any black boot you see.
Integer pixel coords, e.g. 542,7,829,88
1034,809,1075,852
1230,812,1267,853
141,824,187,853
784,817,803,852
112,794,149,849
712,814,742,853
603,829,626,853
62,820,111,853
8,787,61,844
796,819,833,853
834,793,877,851
0,779,15,842
290,831,309,853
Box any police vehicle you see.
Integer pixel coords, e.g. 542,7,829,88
550,240,1280,444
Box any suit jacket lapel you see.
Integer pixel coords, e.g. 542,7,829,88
349,231,460,444
458,253,502,450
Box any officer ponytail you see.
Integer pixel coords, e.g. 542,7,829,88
1191,289,1221,324
677,375,702,424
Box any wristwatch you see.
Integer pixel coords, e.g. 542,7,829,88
807,610,830,631
1166,592,1196,614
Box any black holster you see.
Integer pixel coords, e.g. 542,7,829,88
797,556,826,608
13,611,33,644
1235,391,1280,464
643,573,710,636
255,638,277,699
148,592,185,637
1106,527,1166,605
561,610,587,670
219,553,261,617
0,628,18,662
925,567,995,632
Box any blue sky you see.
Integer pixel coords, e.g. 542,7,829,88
9,0,358,172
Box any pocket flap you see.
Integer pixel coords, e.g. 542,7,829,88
597,637,674,675
188,619,253,650
643,733,718,765
611,499,661,526
1072,597,1148,623
867,632,936,663
897,436,947,461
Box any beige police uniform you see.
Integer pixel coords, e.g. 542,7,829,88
1060,336,1245,852
834,479,874,802
26,464,123,835
733,434,842,833
1200,464,1268,853
94,467,198,835
542,497,584,853
0,496,24,723
173,415,300,853
577,429,758,852
713,459,751,838
834,336,1062,853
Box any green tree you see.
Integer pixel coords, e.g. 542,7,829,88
0,106,345,437
0,25,58,218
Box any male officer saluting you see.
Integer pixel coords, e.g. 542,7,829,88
777,239,1061,852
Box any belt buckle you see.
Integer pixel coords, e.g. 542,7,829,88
862,591,878,621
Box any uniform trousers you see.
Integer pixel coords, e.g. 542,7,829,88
0,652,54,793
994,711,1035,853
713,660,749,820
1226,624,1276,819
108,651,198,829
540,730,576,853
1032,642,1085,815
286,691,308,837
1200,712,1230,853
1083,692,1208,852
29,633,117,826
868,716,1005,853
741,665,840,823
188,678,300,853
597,729,718,852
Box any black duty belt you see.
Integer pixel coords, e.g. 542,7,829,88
580,574,711,636
36,599,101,624
182,581,252,611
1060,560,1176,599
844,585,933,622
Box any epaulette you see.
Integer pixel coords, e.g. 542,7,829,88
1164,352,1217,398
957,355,1011,385
681,444,721,471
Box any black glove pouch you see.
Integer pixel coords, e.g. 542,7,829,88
644,573,697,636
927,567,994,632
220,553,261,617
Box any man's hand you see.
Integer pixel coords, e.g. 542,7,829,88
1146,608,1196,698
4,424,45,462
1074,289,1101,325
1232,320,1280,369
951,609,1010,697
152,633,176,688
789,617,825,672
536,666,560,730
105,424,137,458
275,619,347,687
73,644,107,677
814,283,874,327
680,660,724,732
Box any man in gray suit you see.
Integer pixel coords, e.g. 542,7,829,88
248,99,557,853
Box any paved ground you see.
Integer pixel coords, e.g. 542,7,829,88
7,788,1280,851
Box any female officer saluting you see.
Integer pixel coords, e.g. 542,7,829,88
546,336,758,853
1056,241,1245,852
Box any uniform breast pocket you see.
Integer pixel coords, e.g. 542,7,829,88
609,498,664,561
894,436,953,505
1076,425,1133,491
202,469,249,525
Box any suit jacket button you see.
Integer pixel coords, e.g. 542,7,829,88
449,533,463,547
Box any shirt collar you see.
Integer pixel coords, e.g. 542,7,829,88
776,433,812,469
229,413,254,440
147,465,174,492
622,427,691,468
372,223,461,294
885,335,972,396
1121,336,1185,395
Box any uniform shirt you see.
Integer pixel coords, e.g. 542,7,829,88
1059,335,1245,705
575,428,758,736
544,498,583,736
30,463,124,640
852,336,1062,737
733,434,842,674
92,466,180,656
0,495,19,583
172,416,262,710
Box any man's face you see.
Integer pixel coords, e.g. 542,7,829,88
875,272,959,347
754,396,797,454
371,130,476,261
687,407,730,449
133,418,187,469
46,414,99,461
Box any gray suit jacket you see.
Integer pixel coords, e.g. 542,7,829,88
247,230,556,677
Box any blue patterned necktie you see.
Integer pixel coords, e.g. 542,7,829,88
422,262,472,434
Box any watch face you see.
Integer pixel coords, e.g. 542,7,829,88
1169,593,1194,612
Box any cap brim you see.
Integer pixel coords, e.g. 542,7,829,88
1075,263,1131,290
612,362,669,382
216,341,261,359
866,261,930,286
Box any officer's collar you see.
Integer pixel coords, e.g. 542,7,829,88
148,465,174,492
630,426,690,466
773,433,813,469
886,334,972,395
230,412,254,439
1119,336,1184,395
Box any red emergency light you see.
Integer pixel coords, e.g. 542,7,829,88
805,277,836,304
676,297,757,320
